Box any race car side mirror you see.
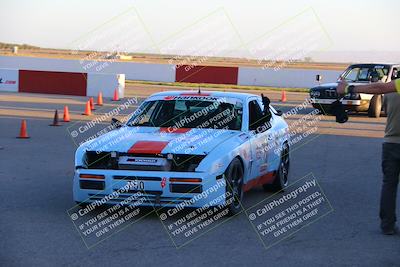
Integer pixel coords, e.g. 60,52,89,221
261,94,271,114
391,69,399,80
261,94,270,108
261,94,272,122
111,118,122,129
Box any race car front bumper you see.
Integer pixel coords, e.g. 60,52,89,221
73,169,227,208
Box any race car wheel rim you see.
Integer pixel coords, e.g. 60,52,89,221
280,146,289,187
232,165,243,209
227,161,243,210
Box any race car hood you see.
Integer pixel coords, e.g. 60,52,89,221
82,126,241,155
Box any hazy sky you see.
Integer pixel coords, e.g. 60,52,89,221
1,0,399,58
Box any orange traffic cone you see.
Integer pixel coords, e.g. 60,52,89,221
50,110,61,126
17,119,30,138
112,89,119,101
281,90,287,102
97,92,103,106
89,97,95,110
82,101,92,116
63,106,70,122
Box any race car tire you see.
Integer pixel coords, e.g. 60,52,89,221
224,158,244,216
368,94,382,118
263,143,290,192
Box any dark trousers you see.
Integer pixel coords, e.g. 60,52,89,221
380,143,400,230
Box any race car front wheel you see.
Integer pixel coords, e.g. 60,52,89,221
264,143,290,192
224,158,244,216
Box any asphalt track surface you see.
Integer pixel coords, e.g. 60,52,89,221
0,84,399,267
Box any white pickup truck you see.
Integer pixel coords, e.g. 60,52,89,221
309,63,400,117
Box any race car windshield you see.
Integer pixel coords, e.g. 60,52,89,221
127,98,243,130
342,66,389,82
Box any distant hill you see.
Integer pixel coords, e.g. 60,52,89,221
0,42,41,49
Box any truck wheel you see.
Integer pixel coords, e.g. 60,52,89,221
224,158,244,216
263,143,290,192
368,95,382,118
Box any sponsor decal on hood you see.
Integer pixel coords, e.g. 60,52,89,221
82,126,241,155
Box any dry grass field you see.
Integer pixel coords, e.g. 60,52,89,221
0,46,348,70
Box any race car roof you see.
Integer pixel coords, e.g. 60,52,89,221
149,90,257,102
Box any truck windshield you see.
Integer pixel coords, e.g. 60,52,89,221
127,98,243,130
341,66,389,82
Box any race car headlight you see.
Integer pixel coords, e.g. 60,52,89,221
75,147,88,169
169,155,206,172
76,152,88,169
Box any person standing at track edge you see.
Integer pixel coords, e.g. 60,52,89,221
337,78,400,235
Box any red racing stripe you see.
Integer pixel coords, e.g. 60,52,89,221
159,127,191,134
127,141,169,154
243,172,275,192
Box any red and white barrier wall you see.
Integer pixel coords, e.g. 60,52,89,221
87,73,125,98
237,67,343,88
0,68,19,92
0,56,346,90
0,68,124,97
176,65,238,84
0,56,174,82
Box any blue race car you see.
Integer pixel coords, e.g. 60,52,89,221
73,91,290,215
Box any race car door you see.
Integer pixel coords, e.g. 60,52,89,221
247,98,276,186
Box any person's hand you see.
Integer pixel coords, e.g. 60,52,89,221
336,78,348,96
